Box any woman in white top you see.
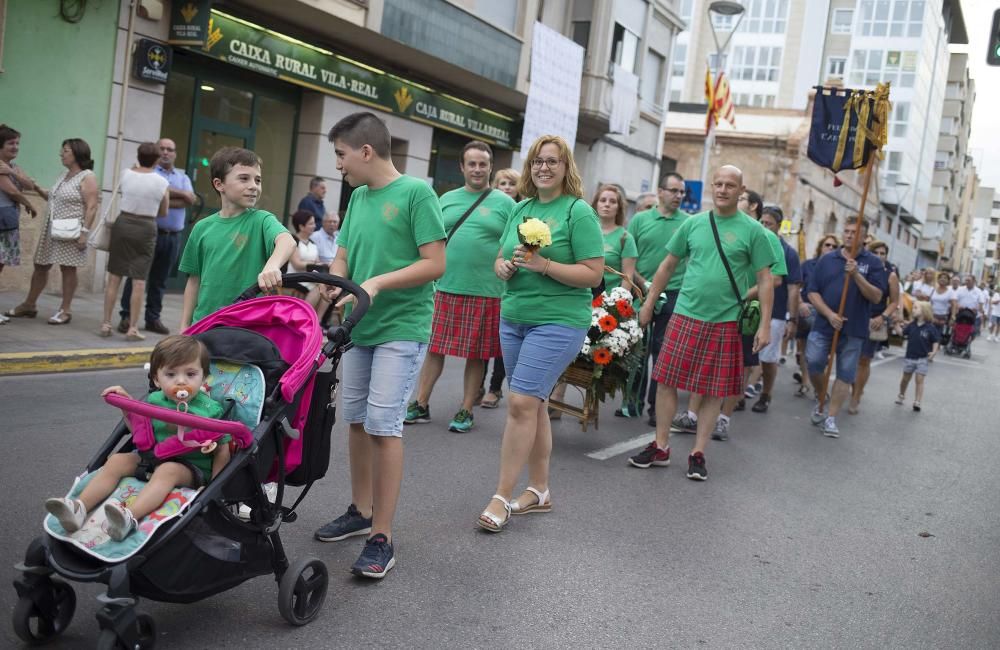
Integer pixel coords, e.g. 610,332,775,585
929,271,957,334
100,142,169,339
287,209,329,314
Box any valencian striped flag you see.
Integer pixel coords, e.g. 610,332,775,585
807,84,891,172
705,68,735,134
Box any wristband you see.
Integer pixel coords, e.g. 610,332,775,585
542,259,551,276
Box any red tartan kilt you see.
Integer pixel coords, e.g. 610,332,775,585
651,313,743,397
429,292,502,359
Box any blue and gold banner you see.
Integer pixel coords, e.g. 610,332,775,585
808,85,891,173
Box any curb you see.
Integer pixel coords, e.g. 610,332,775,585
0,347,153,376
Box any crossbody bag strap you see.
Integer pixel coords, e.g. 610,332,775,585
709,211,745,308
446,189,491,244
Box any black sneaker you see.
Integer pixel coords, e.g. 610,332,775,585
734,398,746,412
751,395,770,413
351,534,395,579
314,504,372,542
686,452,708,481
793,371,803,384
116,318,129,334
627,442,670,468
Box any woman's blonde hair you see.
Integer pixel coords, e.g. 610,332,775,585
517,135,584,199
492,168,521,195
814,233,840,258
591,184,626,226
914,300,933,322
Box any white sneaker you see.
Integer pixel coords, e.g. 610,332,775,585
238,482,278,521
103,501,137,541
0,313,10,324
875,350,886,360
45,497,87,533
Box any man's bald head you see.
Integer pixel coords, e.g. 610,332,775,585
712,165,745,216
716,164,743,185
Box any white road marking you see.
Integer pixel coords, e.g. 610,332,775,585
586,432,655,460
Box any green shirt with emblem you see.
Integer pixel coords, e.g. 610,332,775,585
178,208,289,322
601,226,638,290
145,390,226,482
627,208,688,291
338,175,446,346
666,210,776,323
436,187,515,297
499,195,605,329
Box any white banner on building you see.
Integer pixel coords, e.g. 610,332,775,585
520,22,584,157
609,65,638,135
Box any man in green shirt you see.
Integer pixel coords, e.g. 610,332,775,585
313,112,446,580
405,141,515,433
629,165,774,482
624,172,688,424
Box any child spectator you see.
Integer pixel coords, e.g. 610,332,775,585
45,336,227,541
895,301,940,412
312,113,445,579
178,147,296,327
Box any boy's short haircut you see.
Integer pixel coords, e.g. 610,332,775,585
461,140,493,164
327,112,391,159
210,147,262,186
150,335,211,379
137,141,159,168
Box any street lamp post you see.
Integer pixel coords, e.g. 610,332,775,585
700,1,746,195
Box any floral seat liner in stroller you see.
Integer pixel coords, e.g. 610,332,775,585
43,362,266,562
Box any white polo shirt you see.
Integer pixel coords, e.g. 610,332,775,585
955,286,984,311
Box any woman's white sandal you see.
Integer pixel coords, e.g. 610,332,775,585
477,495,511,532
510,486,551,515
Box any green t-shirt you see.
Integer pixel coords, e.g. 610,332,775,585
436,187,515,298
178,208,288,322
627,208,688,291
499,195,605,329
755,227,787,283
667,210,775,323
601,226,638,290
338,175,446,346
145,390,226,481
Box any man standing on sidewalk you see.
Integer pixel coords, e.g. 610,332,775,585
623,172,688,425
629,165,774,481
119,138,194,335
806,216,884,437
404,141,514,433
298,176,329,229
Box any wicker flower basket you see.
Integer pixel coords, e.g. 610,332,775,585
548,360,618,432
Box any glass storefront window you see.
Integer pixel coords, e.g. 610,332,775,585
198,83,253,128
253,95,296,218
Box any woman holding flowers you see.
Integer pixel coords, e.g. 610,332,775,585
477,135,604,532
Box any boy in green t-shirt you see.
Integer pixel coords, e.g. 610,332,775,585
178,147,296,327
312,112,446,580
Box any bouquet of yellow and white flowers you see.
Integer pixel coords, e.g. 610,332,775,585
517,217,552,260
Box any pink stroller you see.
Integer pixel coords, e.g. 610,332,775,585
13,273,369,648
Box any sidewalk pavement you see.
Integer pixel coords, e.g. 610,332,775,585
0,289,184,375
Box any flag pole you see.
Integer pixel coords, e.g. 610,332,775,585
815,152,878,412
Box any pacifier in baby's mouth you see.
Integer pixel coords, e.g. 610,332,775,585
170,385,194,411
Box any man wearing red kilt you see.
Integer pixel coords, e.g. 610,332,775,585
630,165,774,480
405,141,515,433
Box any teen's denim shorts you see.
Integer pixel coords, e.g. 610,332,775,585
341,340,427,437
499,319,587,400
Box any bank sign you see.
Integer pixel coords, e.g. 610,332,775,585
190,11,517,148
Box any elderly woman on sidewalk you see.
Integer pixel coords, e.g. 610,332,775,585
4,138,98,325
0,125,39,324
100,143,169,340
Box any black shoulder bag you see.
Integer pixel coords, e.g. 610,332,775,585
446,189,491,244
709,212,761,336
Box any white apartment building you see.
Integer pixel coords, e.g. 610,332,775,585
969,187,997,280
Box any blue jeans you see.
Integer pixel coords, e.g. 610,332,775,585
499,319,587,400
120,230,180,323
341,340,427,437
805,330,864,384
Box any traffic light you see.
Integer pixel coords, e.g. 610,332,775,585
988,9,1000,66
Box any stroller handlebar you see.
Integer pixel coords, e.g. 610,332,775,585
236,272,371,337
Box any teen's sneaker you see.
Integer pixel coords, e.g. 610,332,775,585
45,497,87,533
810,401,826,425
448,409,474,433
403,401,430,424
627,442,670,468
753,381,763,394
314,504,372,542
670,413,697,434
743,384,758,398
238,482,279,521
751,395,770,413
821,417,840,438
686,452,708,481
793,371,803,384
710,418,729,441
103,501,137,541
351,534,395,579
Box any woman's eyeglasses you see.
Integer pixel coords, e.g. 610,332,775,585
530,158,562,169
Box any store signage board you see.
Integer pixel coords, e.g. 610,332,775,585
133,38,171,84
188,11,518,147
169,0,212,46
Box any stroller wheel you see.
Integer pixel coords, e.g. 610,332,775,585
278,557,329,626
11,579,76,644
96,612,156,650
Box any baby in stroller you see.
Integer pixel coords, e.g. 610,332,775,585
44,335,229,541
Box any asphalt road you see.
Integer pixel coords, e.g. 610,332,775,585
2,343,998,648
